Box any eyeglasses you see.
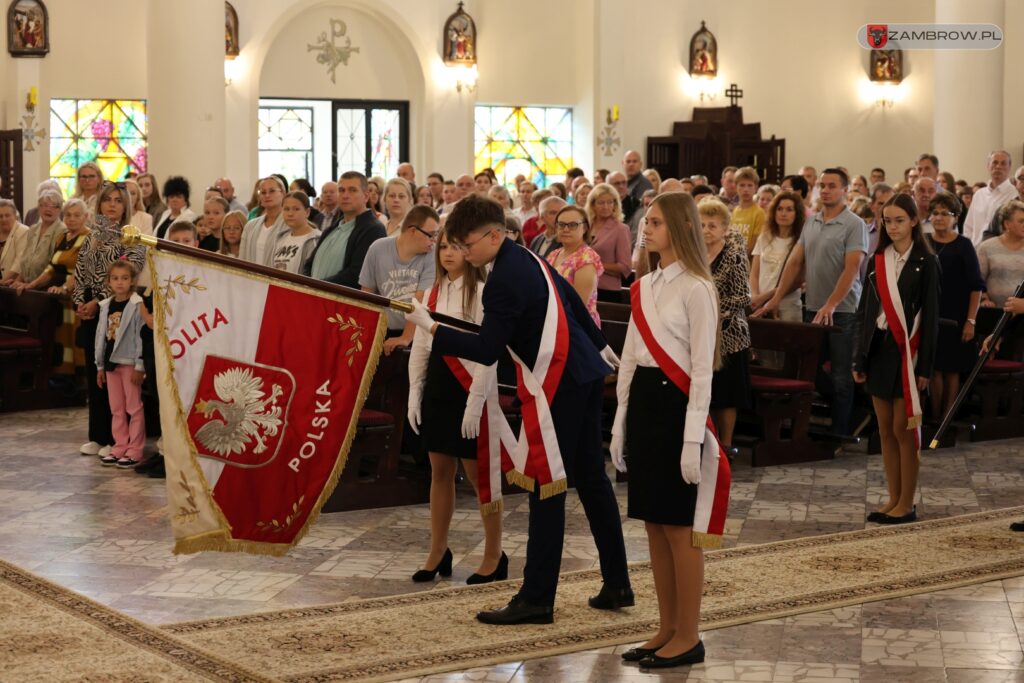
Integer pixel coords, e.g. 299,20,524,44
556,221,586,231
413,226,439,241
505,228,521,236
930,210,957,218
454,228,496,252
259,188,282,196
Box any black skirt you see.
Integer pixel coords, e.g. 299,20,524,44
421,351,477,459
865,329,905,399
710,349,752,410
933,322,978,374
625,366,699,526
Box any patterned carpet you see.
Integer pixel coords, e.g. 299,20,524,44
155,508,1024,683
0,557,272,682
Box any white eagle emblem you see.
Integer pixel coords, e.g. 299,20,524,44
193,367,284,457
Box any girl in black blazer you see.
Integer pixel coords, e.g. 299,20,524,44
853,193,939,525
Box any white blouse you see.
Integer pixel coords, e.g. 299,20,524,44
613,261,718,445
408,274,489,395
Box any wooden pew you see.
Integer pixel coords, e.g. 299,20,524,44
965,307,1024,442
0,286,64,412
323,349,430,512
743,318,836,466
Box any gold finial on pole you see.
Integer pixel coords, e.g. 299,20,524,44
120,225,157,247
388,300,415,314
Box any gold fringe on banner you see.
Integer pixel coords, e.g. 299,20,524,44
538,478,568,500
479,499,504,516
505,469,535,492
691,531,724,550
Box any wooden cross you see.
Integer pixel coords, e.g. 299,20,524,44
725,83,744,107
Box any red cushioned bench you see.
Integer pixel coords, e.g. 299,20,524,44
0,287,63,412
744,318,836,466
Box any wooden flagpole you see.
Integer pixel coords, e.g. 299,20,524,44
121,226,480,333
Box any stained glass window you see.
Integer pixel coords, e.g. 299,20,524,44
370,109,401,179
49,99,148,198
258,107,314,187
474,106,573,189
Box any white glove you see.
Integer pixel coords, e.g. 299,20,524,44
407,388,422,434
680,442,702,484
599,345,620,370
461,394,485,439
404,298,435,331
610,433,626,472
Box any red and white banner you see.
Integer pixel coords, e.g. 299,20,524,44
631,278,731,549
875,248,923,449
150,249,386,555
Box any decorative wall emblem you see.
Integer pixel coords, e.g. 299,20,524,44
442,1,476,66
308,19,360,84
597,106,621,158
19,87,44,151
688,20,717,78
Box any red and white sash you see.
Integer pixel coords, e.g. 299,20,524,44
630,278,732,549
505,249,571,499
874,247,923,449
428,285,517,513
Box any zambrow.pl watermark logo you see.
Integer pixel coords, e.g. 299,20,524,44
858,23,1003,50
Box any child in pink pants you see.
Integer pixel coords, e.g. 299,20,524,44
95,260,153,468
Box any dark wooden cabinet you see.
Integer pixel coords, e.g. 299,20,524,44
647,106,785,185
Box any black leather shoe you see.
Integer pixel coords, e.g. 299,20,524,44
866,510,888,523
466,552,508,585
147,458,166,479
411,548,452,582
1011,521,1024,532
134,455,162,474
476,595,553,625
588,584,635,610
640,640,705,669
621,646,658,662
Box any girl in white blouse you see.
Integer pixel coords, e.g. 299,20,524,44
611,192,722,670
407,228,506,585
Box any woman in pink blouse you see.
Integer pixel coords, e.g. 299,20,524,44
547,205,604,327
585,183,633,303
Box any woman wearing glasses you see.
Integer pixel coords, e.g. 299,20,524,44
546,205,604,327
72,162,104,216
239,177,288,265
925,192,984,422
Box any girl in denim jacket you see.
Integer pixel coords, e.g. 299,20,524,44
95,260,153,467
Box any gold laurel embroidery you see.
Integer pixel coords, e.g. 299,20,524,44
175,469,200,524
159,274,207,316
327,314,364,367
255,495,306,533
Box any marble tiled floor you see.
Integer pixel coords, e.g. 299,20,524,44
1,407,1023,682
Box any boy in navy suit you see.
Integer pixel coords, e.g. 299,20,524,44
405,195,631,625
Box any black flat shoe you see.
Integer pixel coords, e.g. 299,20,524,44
411,548,452,582
1011,521,1024,532
878,506,917,525
588,584,635,610
621,646,659,662
476,595,553,625
640,640,705,669
866,510,889,523
466,552,508,585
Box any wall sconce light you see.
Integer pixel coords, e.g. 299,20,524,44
451,64,478,93
680,72,720,103
858,80,904,111
224,57,239,87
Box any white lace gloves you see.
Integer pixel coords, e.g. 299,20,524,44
461,393,485,439
404,298,434,331
680,442,702,484
609,433,627,472
599,345,620,370
407,386,423,434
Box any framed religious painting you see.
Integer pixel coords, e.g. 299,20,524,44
869,49,903,83
688,20,716,78
7,0,49,57
225,1,239,58
442,1,476,67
